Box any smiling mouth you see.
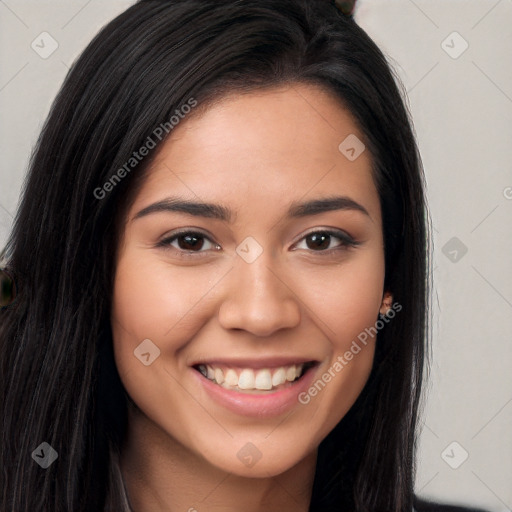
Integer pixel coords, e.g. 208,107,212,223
193,361,316,394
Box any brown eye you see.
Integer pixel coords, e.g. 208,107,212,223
176,234,205,251
294,230,359,253
159,231,220,253
305,232,332,251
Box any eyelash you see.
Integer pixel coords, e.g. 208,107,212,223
156,229,361,258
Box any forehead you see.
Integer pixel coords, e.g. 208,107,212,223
128,84,379,222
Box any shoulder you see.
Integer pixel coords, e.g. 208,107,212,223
414,496,491,512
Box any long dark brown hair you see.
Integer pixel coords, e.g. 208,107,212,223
0,1,430,510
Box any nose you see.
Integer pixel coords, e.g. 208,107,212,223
218,257,301,337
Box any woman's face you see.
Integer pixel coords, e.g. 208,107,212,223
112,84,386,477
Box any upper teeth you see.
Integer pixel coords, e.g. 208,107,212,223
197,363,304,391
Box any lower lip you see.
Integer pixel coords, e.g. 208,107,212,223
191,365,318,418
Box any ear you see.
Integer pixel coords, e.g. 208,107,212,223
334,0,357,16
379,291,393,316
0,268,16,307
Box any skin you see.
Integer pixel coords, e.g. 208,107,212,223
112,83,390,512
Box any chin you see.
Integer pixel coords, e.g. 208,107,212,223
195,434,315,479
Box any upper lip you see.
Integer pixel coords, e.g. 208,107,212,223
190,357,318,369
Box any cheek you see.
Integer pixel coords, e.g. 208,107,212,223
297,247,385,344
112,251,215,349
293,248,384,431
110,252,220,378
109,253,227,447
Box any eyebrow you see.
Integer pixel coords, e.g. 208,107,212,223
133,195,371,222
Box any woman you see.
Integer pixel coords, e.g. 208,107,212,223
0,1,490,511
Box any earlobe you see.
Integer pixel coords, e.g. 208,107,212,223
379,291,393,316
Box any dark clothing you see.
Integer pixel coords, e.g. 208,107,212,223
414,496,491,512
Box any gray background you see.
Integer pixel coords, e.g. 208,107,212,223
1,1,511,510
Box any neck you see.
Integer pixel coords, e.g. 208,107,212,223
120,404,317,512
